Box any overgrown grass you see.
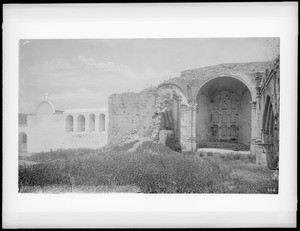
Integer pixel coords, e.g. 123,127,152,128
19,141,278,194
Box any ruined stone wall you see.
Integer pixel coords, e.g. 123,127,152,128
108,87,181,150
108,88,160,145
157,84,189,151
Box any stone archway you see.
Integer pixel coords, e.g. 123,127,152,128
157,84,188,151
195,76,253,151
262,95,278,169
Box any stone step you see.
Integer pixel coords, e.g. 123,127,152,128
197,148,250,155
206,141,250,151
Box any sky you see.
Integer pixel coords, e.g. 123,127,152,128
19,38,279,113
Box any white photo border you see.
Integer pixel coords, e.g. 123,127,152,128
3,3,298,228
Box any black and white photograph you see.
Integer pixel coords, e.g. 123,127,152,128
18,38,280,194
3,3,297,228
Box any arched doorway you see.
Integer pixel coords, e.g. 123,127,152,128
89,114,95,132
262,95,278,169
195,76,252,150
19,132,27,152
157,84,189,151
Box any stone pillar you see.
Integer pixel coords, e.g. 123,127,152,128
73,114,78,133
255,102,267,165
255,98,262,143
250,101,257,149
179,103,197,152
85,113,90,133
177,95,182,145
180,106,190,151
187,103,197,152
251,101,267,165
105,114,108,132
255,73,263,144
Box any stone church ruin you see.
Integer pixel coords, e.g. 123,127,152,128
108,58,280,167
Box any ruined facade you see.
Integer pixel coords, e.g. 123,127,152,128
18,100,108,153
108,60,280,166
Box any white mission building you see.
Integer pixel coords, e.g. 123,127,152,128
18,98,108,154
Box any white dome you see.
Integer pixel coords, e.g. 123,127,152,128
35,100,55,114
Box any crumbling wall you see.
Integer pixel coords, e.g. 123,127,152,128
108,87,181,151
108,87,160,145
156,89,181,151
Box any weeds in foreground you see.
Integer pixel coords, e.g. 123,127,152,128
19,142,277,194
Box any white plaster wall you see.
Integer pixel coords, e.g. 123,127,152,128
27,114,66,153
19,124,28,134
239,90,252,146
62,132,107,149
62,111,109,150
27,110,109,153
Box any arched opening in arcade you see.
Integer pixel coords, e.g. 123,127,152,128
89,113,95,132
77,115,86,132
99,114,105,132
66,115,74,132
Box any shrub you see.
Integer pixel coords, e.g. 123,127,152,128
219,153,255,164
206,152,214,156
19,162,69,188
